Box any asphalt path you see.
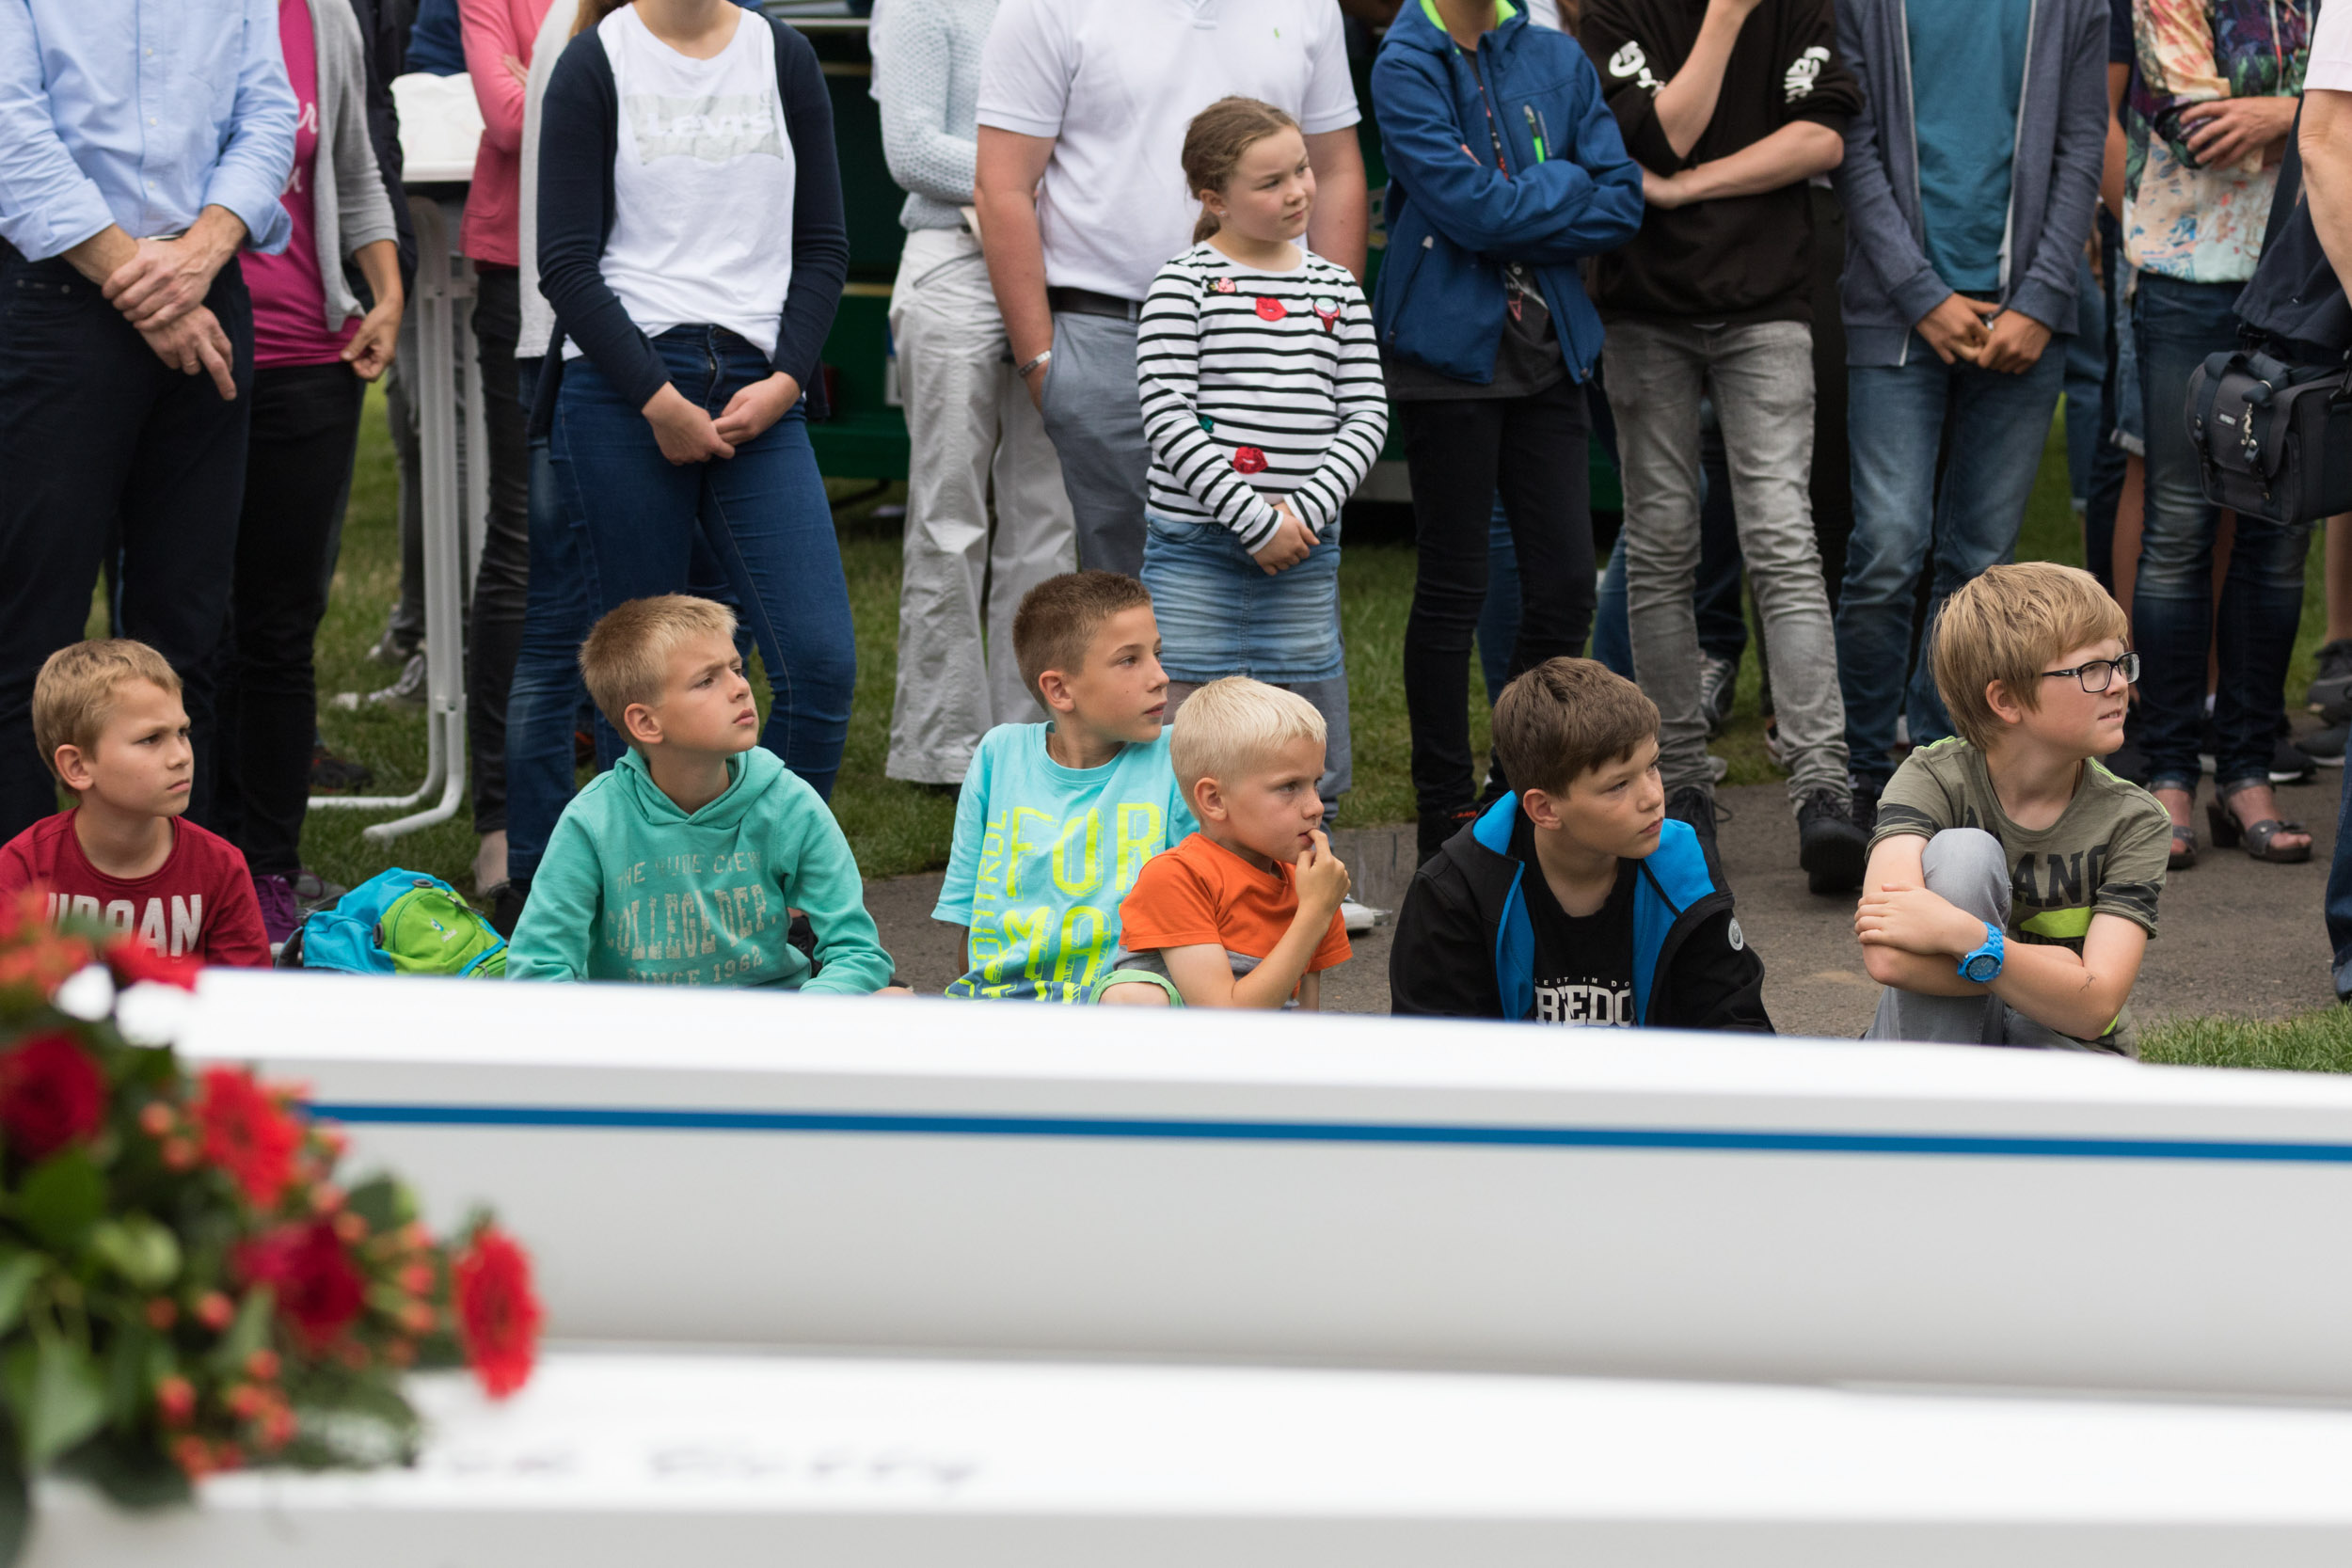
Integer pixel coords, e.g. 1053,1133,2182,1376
865,769,2347,1037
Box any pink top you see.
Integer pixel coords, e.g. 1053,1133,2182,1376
245,0,360,367
458,0,556,266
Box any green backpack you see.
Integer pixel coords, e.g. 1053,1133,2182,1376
294,868,507,978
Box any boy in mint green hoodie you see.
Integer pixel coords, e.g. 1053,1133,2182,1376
505,596,897,990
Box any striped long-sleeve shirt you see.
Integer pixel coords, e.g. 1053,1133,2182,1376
1136,244,1389,553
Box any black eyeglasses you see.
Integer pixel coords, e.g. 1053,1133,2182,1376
2040,652,2139,693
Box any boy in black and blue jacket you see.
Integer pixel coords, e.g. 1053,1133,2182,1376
1390,657,1771,1030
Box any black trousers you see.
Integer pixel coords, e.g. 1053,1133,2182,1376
0,246,255,840
1400,376,1597,819
468,265,532,835
213,363,367,878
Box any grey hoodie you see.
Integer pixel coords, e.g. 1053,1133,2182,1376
1830,0,2108,366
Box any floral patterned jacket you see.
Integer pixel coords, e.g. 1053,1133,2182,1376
2123,0,2310,282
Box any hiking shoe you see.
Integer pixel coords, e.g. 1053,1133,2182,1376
289,868,346,911
1698,654,1739,736
1848,774,1883,838
366,650,428,708
2272,736,2319,785
1796,788,1868,896
1417,805,1479,865
2300,721,2348,766
2310,639,2352,722
310,742,373,793
1664,784,1719,857
252,873,301,945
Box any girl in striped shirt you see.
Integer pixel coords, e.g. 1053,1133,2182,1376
1136,97,1388,816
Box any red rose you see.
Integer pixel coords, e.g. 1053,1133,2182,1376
1232,447,1269,475
235,1221,364,1351
453,1226,543,1400
194,1068,303,1209
107,936,200,990
0,1030,108,1162
0,934,93,1002
1254,295,1286,322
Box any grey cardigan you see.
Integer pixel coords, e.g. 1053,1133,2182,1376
1829,0,2108,367
302,0,400,330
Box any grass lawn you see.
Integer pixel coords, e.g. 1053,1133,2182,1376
288,388,2341,1071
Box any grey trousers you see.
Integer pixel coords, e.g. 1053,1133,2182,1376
1864,829,2109,1051
1037,309,1150,577
885,230,1077,783
1608,318,1849,809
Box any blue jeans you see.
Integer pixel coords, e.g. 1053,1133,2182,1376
2131,274,2309,792
550,326,856,799
1593,403,1746,683
1837,335,2069,784
2063,253,2106,510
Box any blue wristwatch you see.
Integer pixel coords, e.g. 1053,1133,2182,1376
1957,922,2005,984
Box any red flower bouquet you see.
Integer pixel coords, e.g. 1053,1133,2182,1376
0,893,541,1557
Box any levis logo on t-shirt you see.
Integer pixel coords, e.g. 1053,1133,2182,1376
625,91,784,163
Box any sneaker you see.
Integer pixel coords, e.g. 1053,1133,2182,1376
289,868,346,911
310,742,373,793
2309,639,2352,722
251,873,301,945
1707,752,1729,784
2271,736,2319,785
1698,654,1739,736
1848,774,1883,838
484,879,529,939
1664,784,1719,857
1796,788,1868,896
1339,898,1384,934
2300,721,2348,766
365,650,428,708
368,624,421,667
1418,805,1479,865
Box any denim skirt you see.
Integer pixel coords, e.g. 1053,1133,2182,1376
1140,514,1343,685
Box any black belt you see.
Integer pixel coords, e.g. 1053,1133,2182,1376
1047,286,1144,323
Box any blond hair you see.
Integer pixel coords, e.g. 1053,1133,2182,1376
1011,572,1154,706
578,595,740,741
33,641,182,786
1932,563,2130,750
1168,677,1325,793
1492,657,1661,798
1182,97,1302,244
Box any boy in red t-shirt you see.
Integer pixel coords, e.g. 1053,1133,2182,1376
1094,677,1351,1010
0,641,268,967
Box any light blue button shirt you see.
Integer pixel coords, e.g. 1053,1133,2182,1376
0,0,297,262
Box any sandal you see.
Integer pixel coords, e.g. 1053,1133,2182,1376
2167,817,2198,870
2206,781,2312,864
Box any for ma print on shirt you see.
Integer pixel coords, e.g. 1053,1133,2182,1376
960,800,1178,1000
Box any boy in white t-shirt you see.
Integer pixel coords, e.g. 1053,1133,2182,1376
971,0,1368,578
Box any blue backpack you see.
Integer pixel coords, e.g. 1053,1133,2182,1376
294,868,508,978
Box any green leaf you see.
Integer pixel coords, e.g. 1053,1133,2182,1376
342,1175,405,1235
0,1252,43,1338
87,1216,180,1291
15,1152,105,1255
4,1338,108,1469
101,1322,152,1428
211,1286,272,1376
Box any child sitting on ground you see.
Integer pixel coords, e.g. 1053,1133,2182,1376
1389,657,1768,1028
0,641,268,966
1094,677,1350,1009
1856,563,2169,1053
933,573,1198,1001
505,595,898,990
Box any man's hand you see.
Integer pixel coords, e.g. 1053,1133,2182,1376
103,209,243,330
1021,349,1051,411
140,307,238,400
1853,880,1980,961
2181,95,2298,169
642,383,736,465
1915,293,1992,365
713,372,800,447
1295,830,1352,917
1251,501,1317,575
1979,309,2055,374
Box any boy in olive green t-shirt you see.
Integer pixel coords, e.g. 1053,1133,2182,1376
1854,565,2169,1053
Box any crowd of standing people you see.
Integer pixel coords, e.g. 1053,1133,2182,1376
1,0,2349,1022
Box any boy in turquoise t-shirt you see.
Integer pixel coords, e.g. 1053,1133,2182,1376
934,574,1198,1001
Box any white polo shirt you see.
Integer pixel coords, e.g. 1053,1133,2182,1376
977,0,1360,303
2312,0,2352,92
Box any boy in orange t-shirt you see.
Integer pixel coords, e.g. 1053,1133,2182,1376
1093,678,1351,1009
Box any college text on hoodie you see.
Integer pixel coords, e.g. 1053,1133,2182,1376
1370,0,1645,388
1389,794,1771,1029
1580,0,1861,323
1831,0,2109,368
505,746,894,989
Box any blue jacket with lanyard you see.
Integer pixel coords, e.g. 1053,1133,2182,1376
1369,0,1645,387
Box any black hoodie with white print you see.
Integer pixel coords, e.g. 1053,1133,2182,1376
1579,0,1860,324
